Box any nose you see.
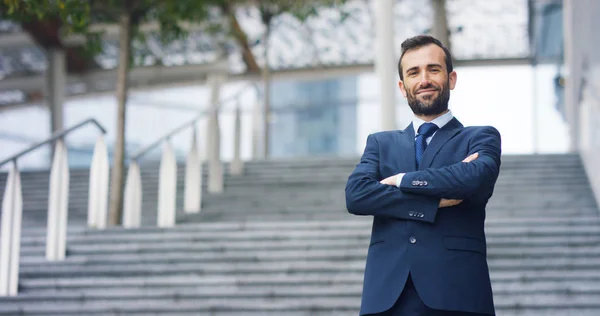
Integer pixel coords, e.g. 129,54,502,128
419,73,431,87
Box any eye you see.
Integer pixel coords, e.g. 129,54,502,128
430,68,440,73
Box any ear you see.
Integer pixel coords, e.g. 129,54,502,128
398,80,408,98
448,71,457,90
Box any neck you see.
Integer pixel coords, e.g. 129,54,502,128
415,109,449,122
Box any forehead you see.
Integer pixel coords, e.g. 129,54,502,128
401,44,446,72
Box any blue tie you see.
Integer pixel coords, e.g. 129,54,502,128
415,122,439,169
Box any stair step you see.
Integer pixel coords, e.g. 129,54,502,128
15,217,600,246
15,224,600,248
1,294,600,316
19,270,600,291
4,282,600,303
18,244,600,267
16,214,600,241
17,235,600,258
18,257,600,279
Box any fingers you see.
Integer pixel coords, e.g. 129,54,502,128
379,176,395,185
462,152,479,163
439,198,463,208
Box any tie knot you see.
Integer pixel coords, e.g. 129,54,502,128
418,122,439,137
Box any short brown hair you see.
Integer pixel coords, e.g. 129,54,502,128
398,35,453,80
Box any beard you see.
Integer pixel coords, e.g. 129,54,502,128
406,81,450,116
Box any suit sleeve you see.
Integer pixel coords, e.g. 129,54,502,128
345,134,440,223
399,126,501,200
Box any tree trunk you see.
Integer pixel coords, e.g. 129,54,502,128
261,24,271,158
431,0,451,52
108,11,132,226
226,7,261,73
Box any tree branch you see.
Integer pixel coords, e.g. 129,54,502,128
221,1,261,73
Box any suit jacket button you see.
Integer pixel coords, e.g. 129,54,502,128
412,180,418,186
409,236,417,244
419,213,424,218
423,181,428,186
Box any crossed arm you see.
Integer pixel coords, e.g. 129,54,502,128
344,134,440,222
345,127,501,223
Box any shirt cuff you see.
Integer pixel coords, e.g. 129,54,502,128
396,173,405,188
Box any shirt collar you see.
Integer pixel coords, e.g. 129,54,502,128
412,110,454,135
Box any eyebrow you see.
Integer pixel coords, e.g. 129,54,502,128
405,63,444,73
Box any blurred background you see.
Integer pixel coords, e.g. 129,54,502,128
0,0,578,168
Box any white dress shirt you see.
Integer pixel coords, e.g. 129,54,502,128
395,110,455,187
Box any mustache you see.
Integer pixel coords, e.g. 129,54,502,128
415,84,440,93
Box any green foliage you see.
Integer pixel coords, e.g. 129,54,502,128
0,0,353,69
1,0,90,28
1,0,216,66
143,0,213,43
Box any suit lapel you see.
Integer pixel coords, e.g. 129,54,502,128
396,123,417,172
419,118,464,170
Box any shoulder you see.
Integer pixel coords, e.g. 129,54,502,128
462,125,501,138
462,125,502,150
367,130,402,142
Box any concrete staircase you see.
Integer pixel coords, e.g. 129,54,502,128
0,154,599,315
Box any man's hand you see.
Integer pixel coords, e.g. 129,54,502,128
463,152,479,163
438,153,479,208
439,198,463,208
380,174,398,186
381,153,480,204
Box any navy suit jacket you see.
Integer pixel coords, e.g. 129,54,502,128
345,118,501,315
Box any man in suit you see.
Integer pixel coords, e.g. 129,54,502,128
345,35,501,316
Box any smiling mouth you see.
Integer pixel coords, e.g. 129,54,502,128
417,89,437,94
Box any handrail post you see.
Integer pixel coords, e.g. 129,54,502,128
251,90,263,159
123,160,142,228
157,140,177,227
184,125,202,213
207,74,224,194
46,139,69,261
230,101,244,175
0,161,23,296
88,135,110,229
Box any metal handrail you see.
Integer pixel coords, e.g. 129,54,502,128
0,118,107,168
0,132,99,156
131,83,256,161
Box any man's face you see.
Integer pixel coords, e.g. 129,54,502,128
398,44,457,116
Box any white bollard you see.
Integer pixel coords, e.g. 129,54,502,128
251,99,263,159
0,163,23,296
230,104,244,175
157,141,177,227
123,161,142,228
87,135,109,229
184,128,202,213
46,139,69,261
